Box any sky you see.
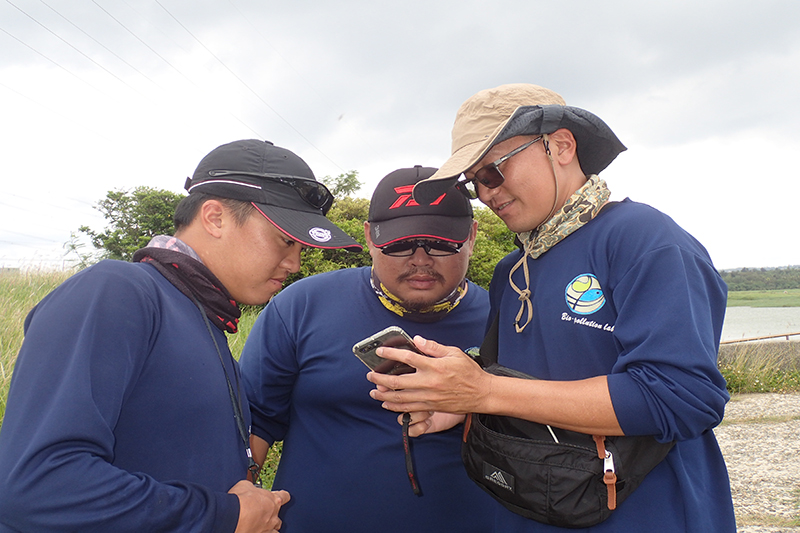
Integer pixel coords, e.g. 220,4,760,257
1,0,799,271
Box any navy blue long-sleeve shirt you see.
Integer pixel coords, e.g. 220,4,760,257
0,260,246,532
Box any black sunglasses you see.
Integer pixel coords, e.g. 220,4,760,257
457,135,543,198
380,239,463,257
207,170,334,215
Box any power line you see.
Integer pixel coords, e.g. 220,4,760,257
0,230,61,243
90,0,264,138
0,26,107,100
225,0,377,156
37,0,164,92
5,0,142,97
0,0,265,140
5,192,95,210
154,0,344,172
2,1,343,169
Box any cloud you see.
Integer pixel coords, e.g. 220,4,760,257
1,0,798,269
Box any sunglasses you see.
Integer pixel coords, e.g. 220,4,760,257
380,239,463,257
457,135,543,198
207,170,334,215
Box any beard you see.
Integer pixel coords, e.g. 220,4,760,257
396,267,446,310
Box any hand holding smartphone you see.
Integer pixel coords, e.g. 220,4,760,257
352,326,423,375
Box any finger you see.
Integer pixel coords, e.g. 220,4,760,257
396,411,433,426
407,419,432,437
366,370,404,389
411,335,463,359
381,399,432,414
375,345,420,364
398,412,434,436
369,388,429,413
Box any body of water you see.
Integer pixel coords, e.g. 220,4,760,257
721,307,800,342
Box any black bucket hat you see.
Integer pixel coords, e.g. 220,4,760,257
185,139,361,251
413,83,627,204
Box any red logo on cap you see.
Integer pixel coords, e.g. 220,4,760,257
390,186,445,209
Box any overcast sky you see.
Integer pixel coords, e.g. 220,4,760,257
1,0,798,271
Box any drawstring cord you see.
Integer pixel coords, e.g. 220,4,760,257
509,134,558,333
509,172,612,332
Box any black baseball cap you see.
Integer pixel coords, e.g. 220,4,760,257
185,139,361,251
368,165,473,247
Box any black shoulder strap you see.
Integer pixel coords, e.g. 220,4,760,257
474,314,537,380
478,313,500,366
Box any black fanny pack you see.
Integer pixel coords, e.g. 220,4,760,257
463,318,674,528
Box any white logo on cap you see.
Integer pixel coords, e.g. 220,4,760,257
309,227,332,242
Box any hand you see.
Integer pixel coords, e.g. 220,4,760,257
367,336,493,415
398,411,466,437
229,480,290,533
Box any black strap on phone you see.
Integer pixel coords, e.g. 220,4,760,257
402,412,421,496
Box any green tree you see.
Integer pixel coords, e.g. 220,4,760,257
468,207,518,289
719,266,800,291
79,187,185,261
321,170,361,198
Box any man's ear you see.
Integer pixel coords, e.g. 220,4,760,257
548,128,578,165
199,199,225,238
464,219,479,257
363,221,374,248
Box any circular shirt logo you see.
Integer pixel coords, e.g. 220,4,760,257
565,273,606,315
308,227,332,242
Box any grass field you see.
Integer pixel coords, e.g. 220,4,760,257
0,270,73,424
727,288,800,307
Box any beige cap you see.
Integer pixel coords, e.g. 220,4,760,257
441,84,565,182
413,83,625,205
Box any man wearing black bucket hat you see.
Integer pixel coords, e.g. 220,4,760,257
238,166,492,533
367,84,736,532
0,139,360,533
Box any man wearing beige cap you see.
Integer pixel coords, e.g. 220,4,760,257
367,84,736,532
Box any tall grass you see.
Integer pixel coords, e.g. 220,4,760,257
0,271,284,482
1,270,74,426
718,341,800,394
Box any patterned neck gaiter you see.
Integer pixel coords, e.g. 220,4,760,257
509,175,611,333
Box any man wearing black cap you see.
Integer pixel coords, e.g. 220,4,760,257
238,166,492,533
0,139,360,533
367,84,735,532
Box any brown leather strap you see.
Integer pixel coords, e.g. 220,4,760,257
592,435,606,458
604,470,618,510
593,435,617,510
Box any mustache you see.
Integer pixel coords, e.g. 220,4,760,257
397,267,444,284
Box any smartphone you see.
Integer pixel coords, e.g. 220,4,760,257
352,326,423,375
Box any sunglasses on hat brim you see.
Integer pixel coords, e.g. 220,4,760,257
206,170,334,215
